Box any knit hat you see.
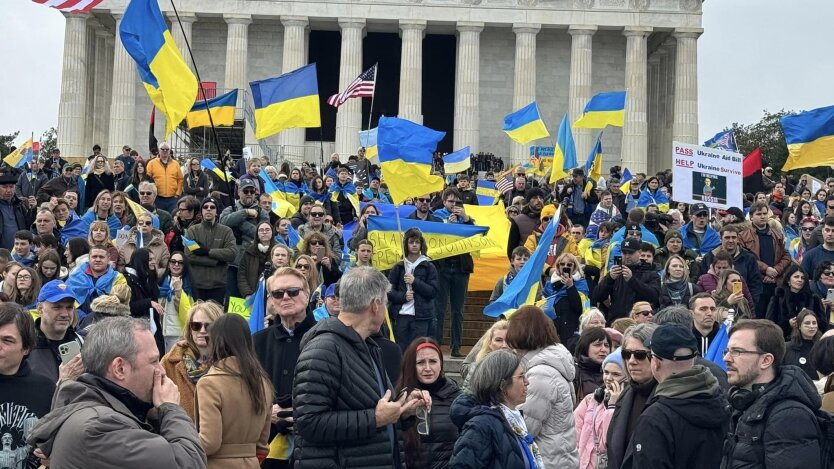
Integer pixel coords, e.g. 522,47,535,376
664,230,683,244
540,204,557,220
526,187,546,202
602,347,624,370
201,196,222,211
299,195,315,206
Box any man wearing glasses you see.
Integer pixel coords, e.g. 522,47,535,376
721,319,822,468
131,181,173,233
298,203,342,254
678,202,720,259
220,178,270,299
700,225,762,304
145,143,183,214
739,201,791,318
184,196,236,305
592,238,661,323
36,163,77,204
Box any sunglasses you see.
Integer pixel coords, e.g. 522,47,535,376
270,287,303,299
203,205,217,210
541,217,552,223
802,227,815,231
139,192,153,196
309,240,324,246
189,321,211,332
310,212,325,217
636,310,653,317
169,259,183,265
296,263,311,270
416,198,431,203
822,271,834,277
242,189,257,195
416,406,429,436
622,349,652,361
137,220,152,226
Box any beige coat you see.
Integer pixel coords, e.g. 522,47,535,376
195,357,272,469
117,227,170,281
160,341,199,422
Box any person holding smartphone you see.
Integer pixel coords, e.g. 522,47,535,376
574,348,625,469
543,253,590,345
591,239,661,323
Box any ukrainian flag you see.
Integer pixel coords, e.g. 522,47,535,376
620,168,633,194
186,89,238,129
503,101,550,145
181,235,200,252
200,158,228,182
119,0,198,137
443,146,471,174
781,104,834,171
573,91,626,129
260,169,297,217
358,127,379,163
250,63,321,140
475,180,500,206
549,114,577,184
583,132,603,194
377,116,446,205
125,197,160,230
3,138,33,168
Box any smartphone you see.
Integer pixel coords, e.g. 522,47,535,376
732,281,742,295
454,201,464,208
613,256,622,266
59,341,81,365
562,267,571,275
827,288,834,302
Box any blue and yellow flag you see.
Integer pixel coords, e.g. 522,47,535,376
246,278,267,334
358,127,379,162
181,235,200,252
620,168,633,194
443,146,471,174
260,169,297,217
583,132,603,194
186,89,237,129
367,216,493,271
177,290,193,329
573,91,626,129
200,158,228,182
503,101,550,145
475,180,500,206
637,187,670,213
3,137,33,168
549,114,577,183
780,104,834,171
484,205,561,318
250,63,321,139
377,116,446,204
125,197,160,230
119,0,198,137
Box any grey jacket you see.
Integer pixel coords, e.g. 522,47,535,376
219,200,269,265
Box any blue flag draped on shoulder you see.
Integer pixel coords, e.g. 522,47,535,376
377,117,446,204
442,147,471,174
703,129,737,151
549,114,577,183
60,211,91,245
475,180,500,206
780,104,834,171
260,169,297,217
637,187,670,212
485,206,561,318
503,101,550,145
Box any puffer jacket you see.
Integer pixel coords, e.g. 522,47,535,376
117,227,170,281
591,262,661,322
27,374,207,468
721,365,822,469
184,219,237,290
388,256,439,321
518,345,579,468
448,393,527,469
574,393,614,469
219,200,270,265
404,377,461,469
292,317,406,468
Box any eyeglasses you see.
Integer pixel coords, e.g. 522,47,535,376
636,310,653,317
139,191,153,196
722,348,765,358
296,263,310,270
189,321,211,332
17,274,32,280
416,405,429,436
203,205,216,210
621,349,652,361
178,207,193,212
802,226,815,231
270,288,303,299
137,220,152,226
558,263,574,268
416,198,431,203
169,259,184,265
310,212,325,217
693,213,708,218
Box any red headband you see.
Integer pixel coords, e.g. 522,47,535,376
416,342,441,354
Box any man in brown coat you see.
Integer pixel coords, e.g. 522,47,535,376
738,201,791,318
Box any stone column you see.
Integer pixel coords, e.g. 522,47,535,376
399,20,426,124
672,28,703,145
224,14,251,120
278,16,309,154
453,21,483,153
167,11,196,71
334,18,365,158
57,13,89,158
568,25,597,160
621,26,652,174
92,27,114,153
647,54,661,173
83,23,97,154
108,12,136,159
511,23,541,164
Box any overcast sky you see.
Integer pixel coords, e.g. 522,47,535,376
1,0,833,147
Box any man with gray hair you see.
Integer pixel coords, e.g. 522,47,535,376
129,180,173,233
621,323,730,469
28,317,206,468
293,266,430,467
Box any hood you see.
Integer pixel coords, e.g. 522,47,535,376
650,366,729,429
524,344,575,382
449,393,506,430
753,365,822,414
404,255,430,272
90,294,131,316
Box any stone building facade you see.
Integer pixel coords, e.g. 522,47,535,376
57,0,703,174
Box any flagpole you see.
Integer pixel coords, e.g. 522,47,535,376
365,63,378,133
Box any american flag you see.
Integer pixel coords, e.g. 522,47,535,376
495,174,514,194
327,65,377,108
32,0,103,13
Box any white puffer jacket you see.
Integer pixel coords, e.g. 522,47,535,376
519,344,580,469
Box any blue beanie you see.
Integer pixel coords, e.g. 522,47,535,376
602,347,624,370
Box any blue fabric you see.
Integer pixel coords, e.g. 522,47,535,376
705,323,729,370
328,180,356,200
284,180,308,195
81,211,123,238
11,252,36,267
60,212,91,246
542,279,589,320
65,263,121,312
307,190,329,203
679,222,721,255
158,274,192,301
246,278,267,334
432,207,466,224
362,188,391,204
637,187,669,209
313,305,332,321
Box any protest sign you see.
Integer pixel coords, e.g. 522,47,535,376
672,142,743,209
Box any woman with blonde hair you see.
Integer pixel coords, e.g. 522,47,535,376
184,157,210,199
659,254,701,308
10,267,41,309
83,154,115,211
294,254,322,307
88,220,119,266
460,320,510,388
81,190,121,238
544,252,589,346
629,301,654,324
160,300,225,421
118,211,170,280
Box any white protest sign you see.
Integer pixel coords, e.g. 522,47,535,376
242,147,253,160
114,228,131,248
672,142,743,209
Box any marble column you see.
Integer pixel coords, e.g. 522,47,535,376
92,28,114,153
224,14,251,120
278,16,309,155
399,20,426,124
167,11,196,71
83,23,97,154
647,54,661,173
672,28,703,145
57,13,89,158
334,18,365,158
568,25,597,160
511,23,540,164
453,22,483,153
621,26,652,174
108,12,136,159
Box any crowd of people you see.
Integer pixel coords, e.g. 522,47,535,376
1,141,833,469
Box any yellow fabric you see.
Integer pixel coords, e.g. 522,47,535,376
186,105,235,129
782,137,834,171
504,119,550,145
145,32,198,137
466,203,511,291
379,160,445,205
573,110,625,129
177,290,192,328
254,94,321,139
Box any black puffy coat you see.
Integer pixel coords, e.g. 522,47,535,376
293,317,406,468
388,258,439,321
592,262,661,322
403,377,460,469
606,379,657,469
573,356,603,402
448,393,527,469
783,339,817,379
765,286,828,339
550,283,583,344
721,366,822,469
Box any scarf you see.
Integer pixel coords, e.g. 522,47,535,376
664,277,689,304
499,404,544,469
308,189,329,203
181,346,211,384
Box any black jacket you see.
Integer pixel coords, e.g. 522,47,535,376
0,195,35,246
592,262,662,322
184,171,210,199
0,360,56,469
573,355,603,402
293,317,406,468
124,270,163,354
404,377,461,469
28,318,82,383
607,380,657,469
83,172,115,211
658,280,701,309
701,248,763,300
550,283,583,344
254,313,317,401
16,170,48,199
783,339,818,380
721,366,822,469
766,287,828,339
388,258,439,321
448,393,527,469
622,366,730,469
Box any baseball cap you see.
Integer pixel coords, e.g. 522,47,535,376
62,163,74,172
38,280,79,303
649,323,699,361
691,203,709,216
626,222,641,232
621,239,641,253
238,178,260,194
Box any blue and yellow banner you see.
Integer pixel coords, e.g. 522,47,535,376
573,91,626,129
781,104,834,171
637,187,670,212
366,216,493,271
442,146,471,174
550,114,577,183
3,137,33,168
260,169,298,217
200,158,230,182
119,0,198,137
620,168,633,194
181,235,200,252
186,89,237,129
583,132,603,193
378,116,446,204
358,127,379,162
503,101,550,145
475,180,500,206
250,63,321,139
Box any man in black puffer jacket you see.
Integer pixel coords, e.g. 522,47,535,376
293,267,430,468
592,238,661,322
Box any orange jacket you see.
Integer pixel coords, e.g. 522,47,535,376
146,157,184,198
